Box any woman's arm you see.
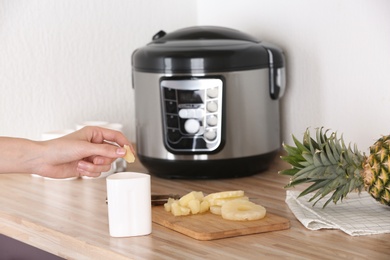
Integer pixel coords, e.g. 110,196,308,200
0,126,132,178
0,137,43,174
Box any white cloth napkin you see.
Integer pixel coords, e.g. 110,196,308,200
285,190,390,236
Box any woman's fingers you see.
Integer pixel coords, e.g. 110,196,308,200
77,160,111,176
82,126,130,147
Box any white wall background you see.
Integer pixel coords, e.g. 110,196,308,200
1,0,389,152
0,0,197,141
197,0,390,151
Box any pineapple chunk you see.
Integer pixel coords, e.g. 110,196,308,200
221,199,266,221
164,198,176,212
123,145,135,163
188,199,201,214
171,201,191,216
163,190,266,221
164,191,204,216
199,200,210,213
179,191,204,207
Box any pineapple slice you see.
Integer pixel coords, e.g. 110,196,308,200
210,205,222,215
203,190,244,202
221,199,266,221
209,196,249,206
123,145,135,163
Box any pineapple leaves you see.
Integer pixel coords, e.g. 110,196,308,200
279,127,365,208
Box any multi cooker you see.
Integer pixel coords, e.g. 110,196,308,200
132,26,286,178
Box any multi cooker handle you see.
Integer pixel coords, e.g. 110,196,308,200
152,30,167,41
263,43,286,100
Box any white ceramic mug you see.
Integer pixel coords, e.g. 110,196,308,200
106,172,152,237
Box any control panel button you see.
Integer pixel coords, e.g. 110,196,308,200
206,115,218,126
204,129,217,141
207,87,219,98
166,115,179,128
206,101,218,112
184,119,200,134
164,88,176,100
165,101,177,114
179,108,204,119
160,78,223,152
167,129,181,142
178,109,188,118
195,108,204,118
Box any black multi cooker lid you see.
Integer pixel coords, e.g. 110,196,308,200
132,26,284,73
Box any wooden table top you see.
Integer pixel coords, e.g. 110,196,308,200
0,153,389,259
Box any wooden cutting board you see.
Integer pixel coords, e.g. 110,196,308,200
152,206,290,241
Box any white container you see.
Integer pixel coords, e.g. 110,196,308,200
106,172,152,237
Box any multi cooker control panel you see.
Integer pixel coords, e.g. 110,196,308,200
160,78,223,153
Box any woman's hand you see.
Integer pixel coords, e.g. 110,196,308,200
36,126,133,178
0,126,132,178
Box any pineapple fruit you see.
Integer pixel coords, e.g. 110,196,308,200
123,144,135,163
279,128,390,207
164,190,266,221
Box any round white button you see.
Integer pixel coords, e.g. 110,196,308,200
195,108,204,119
204,129,217,140
206,101,218,112
184,119,200,134
187,109,195,118
207,87,219,98
178,109,188,118
207,115,218,126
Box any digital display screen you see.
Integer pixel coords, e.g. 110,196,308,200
177,90,203,104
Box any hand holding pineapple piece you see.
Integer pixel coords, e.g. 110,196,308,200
164,190,266,221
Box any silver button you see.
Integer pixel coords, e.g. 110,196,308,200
179,109,204,119
184,119,200,134
206,101,218,112
204,129,217,140
195,108,204,119
178,109,188,118
207,115,218,126
207,87,219,98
